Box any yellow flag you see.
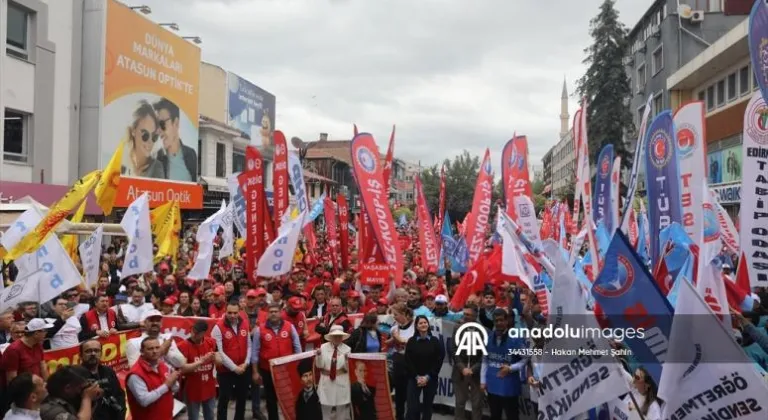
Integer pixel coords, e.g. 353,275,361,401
60,198,88,264
94,139,124,216
154,201,181,265
150,200,174,238
4,170,101,262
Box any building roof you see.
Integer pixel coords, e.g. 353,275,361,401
303,137,386,166
628,0,665,38
199,114,248,138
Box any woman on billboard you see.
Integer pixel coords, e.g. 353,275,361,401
121,100,164,178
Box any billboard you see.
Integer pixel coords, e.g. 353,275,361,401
101,0,202,208
707,150,723,184
227,72,276,147
721,144,742,183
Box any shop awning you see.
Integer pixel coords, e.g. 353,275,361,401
0,181,102,215
200,176,229,193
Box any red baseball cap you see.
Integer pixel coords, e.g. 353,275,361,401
348,290,360,299
254,287,268,296
288,296,304,310
213,286,225,296
377,297,388,306
163,298,175,306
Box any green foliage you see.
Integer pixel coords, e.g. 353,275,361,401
576,0,634,170
392,206,413,221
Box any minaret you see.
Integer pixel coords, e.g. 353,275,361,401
560,77,569,139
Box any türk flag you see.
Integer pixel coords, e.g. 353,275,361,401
350,133,403,286
644,111,683,268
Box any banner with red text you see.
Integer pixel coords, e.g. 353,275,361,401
502,136,532,222
415,175,439,272
674,101,707,243
350,133,403,285
337,194,350,270
273,131,290,231
323,197,340,271
238,146,265,282
438,165,446,236
464,149,493,265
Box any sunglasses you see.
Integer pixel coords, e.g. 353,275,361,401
158,118,171,131
140,129,158,143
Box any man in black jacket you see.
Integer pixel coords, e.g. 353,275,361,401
79,339,126,420
294,357,320,420
350,361,376,419
448,303,484,420
154,98,197,182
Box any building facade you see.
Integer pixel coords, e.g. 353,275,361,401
666,14,752,220
549,80,576,197
390,158,415,205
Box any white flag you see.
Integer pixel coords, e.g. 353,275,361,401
0,271,40,312
227,174,247,236
288,152,309,215
257,211,306,277
568,225,588,265
79,225,104,288
513,195,542,249
659,276,768,419
120,193,153,279
497,212,533,290
2,207,83,302
219,201,235,259
536,249,629,420
188,203,226,280
711,189,740,255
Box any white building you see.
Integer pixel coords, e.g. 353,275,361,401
551,80,576,196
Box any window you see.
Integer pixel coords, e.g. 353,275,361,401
740,66,750,96
232,149,245,173
215,143,226,178
727,72,737,102
3,110,28,163
708,0,722,12
652,45,663,75
697,90,705,102
716,79,726,106
707,85,715,111
637,63,646,92
7,2,30,60
653,93,663,115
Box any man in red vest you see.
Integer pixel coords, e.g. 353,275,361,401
78,295,118,341
211,301,251,420
252,303,302,420
126,337,180,420
315,297,353,341
282,296,309,350
178,320,218,420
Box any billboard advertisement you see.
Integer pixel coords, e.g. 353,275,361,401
721,144,742,183
101,0,202,209
227,72,276,147
707,150,723,184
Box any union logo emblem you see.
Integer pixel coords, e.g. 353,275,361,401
745,94,768,145
648,130,672,169
676,125,696,159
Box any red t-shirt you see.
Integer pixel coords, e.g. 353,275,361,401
2,339,44,377
177,337,218,403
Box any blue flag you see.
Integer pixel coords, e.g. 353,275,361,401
637,212,649,265
644,111,683,268
441,213,467,273
595,220,611,258
307,193,326,223
593,144,615,231
591,231,673,384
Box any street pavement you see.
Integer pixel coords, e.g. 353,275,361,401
175,402,457,419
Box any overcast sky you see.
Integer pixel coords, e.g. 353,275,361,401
141,0,651,171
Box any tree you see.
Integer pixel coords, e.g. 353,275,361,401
420,150,503,222
576,0,634,169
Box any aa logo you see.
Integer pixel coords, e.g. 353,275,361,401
454,322,489,356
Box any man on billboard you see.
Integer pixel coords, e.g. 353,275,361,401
154,98,198,182
294,357,321,420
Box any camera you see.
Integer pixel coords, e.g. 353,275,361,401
86,378,124,414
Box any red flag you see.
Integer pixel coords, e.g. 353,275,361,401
237,146,264,283
323,197,340,271
540,206,553,240
263,197,275,244
464,149,493,265
415,175,439,272
651,241,675,295
502,135,533,221
337,194,350,270
350,133,404,286
438,165,446,235
724,272,749,313
627,207,639,248
449,258,487,311
735,252,751,295
272,131,289,231
382,125,396,191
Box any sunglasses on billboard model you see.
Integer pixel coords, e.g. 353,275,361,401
140,129,158,143
158,118,171,131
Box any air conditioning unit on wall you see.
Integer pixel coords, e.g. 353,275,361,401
691,10,705,23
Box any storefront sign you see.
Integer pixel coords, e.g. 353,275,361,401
710,183,741,204
115,177,203,209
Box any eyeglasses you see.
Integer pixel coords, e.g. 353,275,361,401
140,129,158,143
158,118,171,131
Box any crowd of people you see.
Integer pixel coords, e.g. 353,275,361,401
1,220,768,420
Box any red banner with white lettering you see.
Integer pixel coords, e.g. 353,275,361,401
463,149,493,265
272,130,289,231
438,165,446,236
415,175,439,272
238,146,265,282
350,133,404,286
502,136,533,222
337,194,350,270
323,197,340,271
361,262,390,286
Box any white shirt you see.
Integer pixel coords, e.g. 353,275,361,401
126,333,186,368
2,407,40,420
390,322,415,354
50,317,82,350
315,342,351,406
117,302,155,323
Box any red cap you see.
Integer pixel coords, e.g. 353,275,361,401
246,289,259,298
288,296,304,310
377,297,388,306
322,272,332,279
254,287,268,296
159,263,169,272
213,286,225,296
426,292,436,299
348,290,360,299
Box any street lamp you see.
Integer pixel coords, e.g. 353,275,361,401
159,23,180,31
128,5,151,14
182,36,202,44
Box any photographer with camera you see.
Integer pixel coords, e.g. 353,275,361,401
39,365,103,420
77,339,125,420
